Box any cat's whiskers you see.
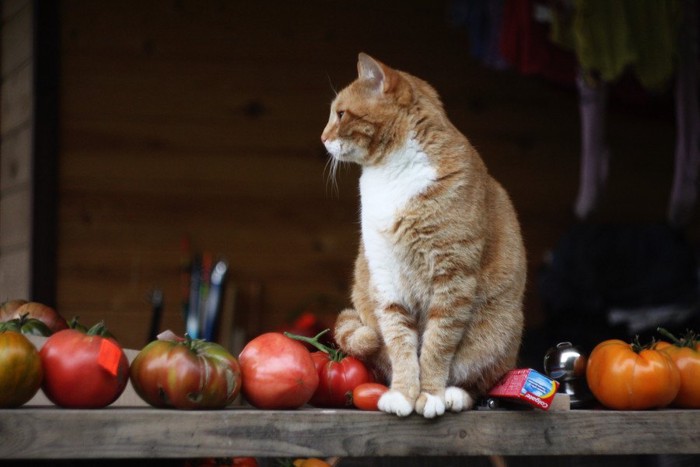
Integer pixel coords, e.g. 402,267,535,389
323,153,342,197
327,73,339,96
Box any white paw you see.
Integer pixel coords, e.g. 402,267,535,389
378,390,414,417
417,392,445,419
444,386,474,412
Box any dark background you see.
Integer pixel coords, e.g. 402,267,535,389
45,0,697,358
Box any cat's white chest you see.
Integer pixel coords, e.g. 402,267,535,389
360,138,436,305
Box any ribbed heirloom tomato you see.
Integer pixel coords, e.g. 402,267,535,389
130,332,242,409
656,328,700,408
0,330,43,407
586,338,680,410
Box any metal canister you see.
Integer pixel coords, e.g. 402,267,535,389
543,342,594,408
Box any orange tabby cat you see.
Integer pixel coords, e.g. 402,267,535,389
321,53,526,418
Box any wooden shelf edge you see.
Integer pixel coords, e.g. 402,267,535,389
2,408,699,459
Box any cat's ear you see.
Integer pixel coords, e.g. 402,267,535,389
357,53,398,94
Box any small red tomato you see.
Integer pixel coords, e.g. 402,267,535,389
309,351,373,407
238,332,319,409
352,382,389,411
40,323,129,408
286,330,373,408
130,333,242,409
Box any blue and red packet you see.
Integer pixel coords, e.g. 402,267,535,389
488,368,559,410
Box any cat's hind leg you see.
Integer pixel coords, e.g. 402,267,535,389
334,308,381,358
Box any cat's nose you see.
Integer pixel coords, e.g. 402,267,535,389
321,125,332,143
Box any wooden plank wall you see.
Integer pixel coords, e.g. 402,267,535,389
0,0,33,301
56,0,689,351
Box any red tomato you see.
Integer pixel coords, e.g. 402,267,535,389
39,323,129,408
352,382,389,411
309,351,373,407
130,334,242,409
1,301,68,333
285,330,373,408
233,458,259,467
656,328,700,408
0,330,43,407
238,332,319,409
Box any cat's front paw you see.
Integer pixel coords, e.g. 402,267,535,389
377,390,414,417
415,392,445,419
444,386,474,412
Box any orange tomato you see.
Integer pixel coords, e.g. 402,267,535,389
293,458,332,467
586,338,680,410
656,329,700,408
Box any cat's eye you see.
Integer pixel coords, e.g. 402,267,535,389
336,110,345,120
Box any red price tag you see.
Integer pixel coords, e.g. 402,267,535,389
98,339,123,376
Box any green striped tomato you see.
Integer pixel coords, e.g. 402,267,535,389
0,330,43,407
130,333,242,409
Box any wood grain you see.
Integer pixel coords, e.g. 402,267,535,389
0,408,698,459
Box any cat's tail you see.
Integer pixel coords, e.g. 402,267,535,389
334,308,381,358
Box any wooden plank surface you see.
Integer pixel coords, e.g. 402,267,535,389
1,408,699,459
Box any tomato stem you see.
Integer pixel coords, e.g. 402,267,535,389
184,333,198,350
87,321,107,336
284,329,345,362
86,321,116,339
657,327,698,349
630,335,656,353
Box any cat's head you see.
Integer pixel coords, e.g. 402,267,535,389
321,53,439,167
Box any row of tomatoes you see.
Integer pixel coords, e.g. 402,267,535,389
586,329,700,410
5,299,699,412
0,300,387,410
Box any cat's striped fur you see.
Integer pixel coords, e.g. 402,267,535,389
321,53,526,418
